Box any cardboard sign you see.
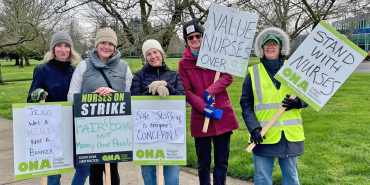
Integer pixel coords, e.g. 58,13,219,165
197,3,259,77
132,96,187,166
73,92,133,165
133,110,185,143
275,21,368,111
13,102,74,180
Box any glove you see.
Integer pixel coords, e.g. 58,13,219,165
31,88,48,103
203,91,214,105
157,86,169,98
250,128,265,145
148,80,167,95
203,105,223,120
282,94,302,111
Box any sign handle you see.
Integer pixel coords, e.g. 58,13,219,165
105,163,111,185
41,176,47,185
202,71,220,133
157,165,164,185
246,94,297,152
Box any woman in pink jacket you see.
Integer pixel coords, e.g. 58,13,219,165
178,20,239,185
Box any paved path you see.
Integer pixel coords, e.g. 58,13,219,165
0,116,252,185
354,61,370,73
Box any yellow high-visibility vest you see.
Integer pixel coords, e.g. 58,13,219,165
248,63,305,144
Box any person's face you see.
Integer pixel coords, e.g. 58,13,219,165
54,43,71,61
263,39,280,60
146,48,163,67
97,41,115,60
187,32,202,51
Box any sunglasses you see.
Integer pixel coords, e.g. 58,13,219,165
187,34,202,41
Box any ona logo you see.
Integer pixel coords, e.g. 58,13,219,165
102,154,121,161
282,68,309,92
136,149,165,159
18,159,51,172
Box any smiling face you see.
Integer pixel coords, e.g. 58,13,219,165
146,48,163,67
54,43,71,61
263,39,280,60
97,41,115,62
187,32,202,52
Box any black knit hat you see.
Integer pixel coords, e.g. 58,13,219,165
183,19,203,42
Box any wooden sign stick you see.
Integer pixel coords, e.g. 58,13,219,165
40,99,47,185
105,163,111,185
158,165,164,185
246,94,297,152
202,3,236,133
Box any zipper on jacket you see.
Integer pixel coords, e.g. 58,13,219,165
157,68,160,80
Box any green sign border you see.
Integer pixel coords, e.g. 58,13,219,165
319,21,368,57
275,74,321,112
133,160,186,165
13,102,72,109
15,167,74,180
131,96,185,100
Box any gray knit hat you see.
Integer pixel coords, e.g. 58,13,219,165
254,27,290,58
142,39,165,57
95,28,117,48
50,31,73,51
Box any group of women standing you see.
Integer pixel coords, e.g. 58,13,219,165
28,19,307,185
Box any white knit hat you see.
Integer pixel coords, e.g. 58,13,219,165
142,39,165,57
95,28,117,48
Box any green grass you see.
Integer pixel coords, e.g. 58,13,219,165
1,57,369,184
0,60,44,81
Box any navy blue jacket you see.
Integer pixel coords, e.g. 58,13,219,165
130,62,185,96
240,56,307,158
27,59,75,103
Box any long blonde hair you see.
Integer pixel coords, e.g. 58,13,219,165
43,49,81,64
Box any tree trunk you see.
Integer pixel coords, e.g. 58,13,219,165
5,57,8,61
25,57,30,66
14,56,19,65
19,55,24,68
0,63,6,85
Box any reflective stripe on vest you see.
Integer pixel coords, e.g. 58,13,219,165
248,64,305,144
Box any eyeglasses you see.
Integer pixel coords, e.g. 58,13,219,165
187,34,202,41
263,43,279,48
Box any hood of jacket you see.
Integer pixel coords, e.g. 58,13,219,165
254,27,290,58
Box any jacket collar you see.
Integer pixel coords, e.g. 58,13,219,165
90,49,121,68
142,61,169,72
182,47,197,61
260,56,285,71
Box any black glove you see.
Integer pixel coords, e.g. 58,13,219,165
250,128,265,145
282,94,302,111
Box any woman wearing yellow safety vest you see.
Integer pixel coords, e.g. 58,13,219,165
240,27,308,185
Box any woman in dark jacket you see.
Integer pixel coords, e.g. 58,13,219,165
27,31,81,185
131,39,185,185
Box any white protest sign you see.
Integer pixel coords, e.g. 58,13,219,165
13,102,74,180
197,3,259,77
133,110,185,143
24,104,62,161
132,96,186,166
275,21,368,111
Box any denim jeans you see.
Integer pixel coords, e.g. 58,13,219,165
253,153,300,185
194,131,232,185
141,165,180,185
71,164,90,185
47,174,61,185
90,163,120,185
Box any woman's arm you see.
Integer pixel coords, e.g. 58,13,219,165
67,60,86,102
27,65,45,103
166,72,185,95
205,72,233,97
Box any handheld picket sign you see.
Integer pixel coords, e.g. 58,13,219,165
199,3,258,133
246,20,368,152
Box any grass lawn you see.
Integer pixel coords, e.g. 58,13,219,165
1,57,369,184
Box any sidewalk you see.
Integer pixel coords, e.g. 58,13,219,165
0,116,252,185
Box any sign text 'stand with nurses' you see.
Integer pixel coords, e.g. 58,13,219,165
73,92,133,165
197,3,259,77
275,21,368,111
13,102,74,180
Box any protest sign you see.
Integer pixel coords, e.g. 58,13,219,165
24,104,62,161
133,110,185,143
13,102,74,180
132,96,186,166
197,3,259,78
275,21,368,111
73,92,132,165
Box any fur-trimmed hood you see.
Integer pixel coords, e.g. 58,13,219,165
254,27,290,58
